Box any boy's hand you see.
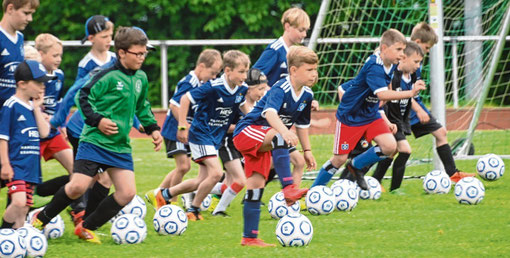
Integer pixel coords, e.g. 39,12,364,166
98,118,118,135
304,151,316,171
412,80,426,96
282,130,299,147
138,124,145,133
32,92,44,108
311,100,320,111
417,110,430,124
388,123,397,134
151,131,163,151
60,127,68,140
1,163,13,181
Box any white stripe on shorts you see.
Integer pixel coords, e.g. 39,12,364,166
242,126,265,142
189,142,217,161
333,119,341,154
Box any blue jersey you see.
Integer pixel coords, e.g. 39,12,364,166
42,69,65,140
75,51,116,81
0,96,41,184
0,28,24,107
234,77,313,137
187,74,248,148
161,71,201,141
409,65,431,125
253,37,289,87
337,53,396,126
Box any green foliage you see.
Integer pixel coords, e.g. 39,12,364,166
19,0,320,106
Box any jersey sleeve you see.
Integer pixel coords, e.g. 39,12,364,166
261,87,284,118
75,66,89,82
253,48,278,76
135,75,159,135
366,65,389,94
0,106,12,141
170,81,193,107
295,99,312,129
76,74,110,127
50,75,90,128
186,83,213,105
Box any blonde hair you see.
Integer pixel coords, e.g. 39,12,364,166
24,45,41,62
380,29,406,47
2,0,39,12
35,33,62,53
287,45,318,69
222,50,250,70
196,49,222,68
411,22,438,45
281,7,310,28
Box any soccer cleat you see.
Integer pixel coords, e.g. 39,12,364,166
346,161,368,190
208,194,220,212
282,184,308,206
144,188,167,211
186,210,204,221
30,212,44,231
69,210,85,226
449,171,476,183
380,184,386,193
211,211,230,217
389,188,405,195
241,237,276,247
74,222,101,244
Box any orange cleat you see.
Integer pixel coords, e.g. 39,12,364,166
145,188,168,211
74,222,101,244
282,184,308,206
241,237,276,247
186,211,204,221
450,171,476,183
69,210,85,226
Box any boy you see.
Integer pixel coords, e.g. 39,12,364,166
233,46,317,247
32,27,162,244
311,29,426,190
0,60,53,228
407,22,475,182
146,50,250,221
371,42,425,192
0,0,39,107
149,49,222,205
76,15,115,81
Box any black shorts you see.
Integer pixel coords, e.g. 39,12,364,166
68,133,80,159
74,159,112,177
411,115,443,138
394,128,408,141
218,135,241,163
348,137,372,159
164,138,191,158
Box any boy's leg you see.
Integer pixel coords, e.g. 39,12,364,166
289,149,305,186
189,157,223,220
390,139,412,192
242,173,274,247
2,187,27,229
83,173,112,220
213,158,245,215
312,154,348,187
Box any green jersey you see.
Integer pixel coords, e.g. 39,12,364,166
76,61,160,153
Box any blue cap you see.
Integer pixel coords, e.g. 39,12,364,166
132,26,156,50
81,15,110,44
14,60,57,83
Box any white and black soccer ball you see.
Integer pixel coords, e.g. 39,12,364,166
111,214,147,244
17,224,47,257
331,179,359,211
477,154,505,181
0,228,26,257
268,191,300,219
110,195,147,223
423,170,451,194
275,213,313,247
26,208,65,239
357,176,382,200
153,204,188,236
305,185,335,215
199,194,212,211
454,177,485,205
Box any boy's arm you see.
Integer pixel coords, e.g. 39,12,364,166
33,92,50,138
176,94,192,144
0,140,13,181
265,111,298,147
50,75,89,128
411,98,430,123
379,109,397,134
296,127,316,171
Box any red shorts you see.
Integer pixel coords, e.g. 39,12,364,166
233,125,272,180
7,180,35,207
333,118,391,155
40,134,71,161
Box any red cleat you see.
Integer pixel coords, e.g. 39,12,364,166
241,237,276,247
282,184,308,206
70,210,85,226
450,171,476,183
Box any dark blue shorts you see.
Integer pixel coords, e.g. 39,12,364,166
75,142,134,172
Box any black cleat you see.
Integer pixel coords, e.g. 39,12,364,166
346,161,368,190
211,211,230,217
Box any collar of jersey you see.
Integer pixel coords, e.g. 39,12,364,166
115,60,137,76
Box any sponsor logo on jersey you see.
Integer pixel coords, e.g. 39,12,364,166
297,103,306,111
17,115,26,121
135,79,142,93
55,80,62,91
235,94,243,103
116,81,124,90
21,127,40,138
216,107,232,117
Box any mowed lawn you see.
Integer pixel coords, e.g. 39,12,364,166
4,131,509,257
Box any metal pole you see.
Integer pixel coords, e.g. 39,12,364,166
308,0,332,51
451,40,459,109
428,0,446,170
463,0,483,100
160,44,168,109
459,7,510,156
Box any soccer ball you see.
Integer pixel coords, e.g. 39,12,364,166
305,185,335,215
110,214,147,244
477,154,505,181
17,224,47,257
111,195,147,222
268,191,300,219
423,170,451,194
199,194,213,211
454,177,485,205
275,213,313,247
331,179,359,211
153,204,188,236
357,176,382,200
26,208,65,239
0,228,26,257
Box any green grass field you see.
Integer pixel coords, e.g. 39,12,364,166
5,131,510,257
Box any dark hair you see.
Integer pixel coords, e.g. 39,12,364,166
114,26,148,52
245,68,268,86
404,41,424,57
